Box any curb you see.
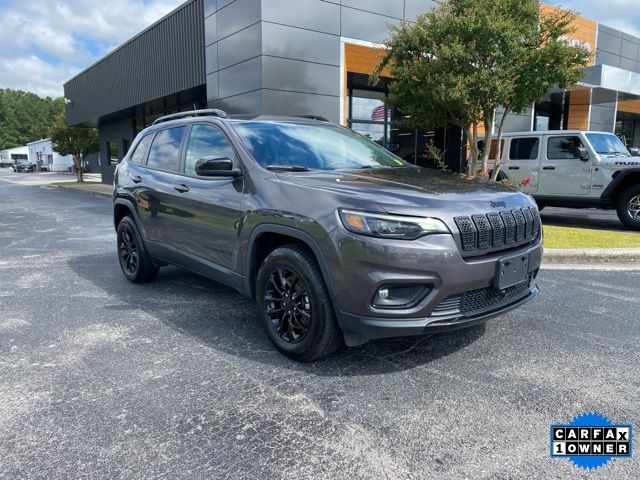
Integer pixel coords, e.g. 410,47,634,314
544,248,640,265
47,184,113,199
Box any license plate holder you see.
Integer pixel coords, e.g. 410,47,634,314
495,253,530,290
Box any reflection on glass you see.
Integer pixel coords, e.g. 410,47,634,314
350,122,385,145
586,133,630,156
232,122,407,170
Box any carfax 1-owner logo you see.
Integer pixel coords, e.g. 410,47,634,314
550,413,632,470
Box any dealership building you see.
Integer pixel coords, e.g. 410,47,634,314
63,0,640,183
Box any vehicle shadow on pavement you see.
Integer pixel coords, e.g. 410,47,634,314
69,253,485,375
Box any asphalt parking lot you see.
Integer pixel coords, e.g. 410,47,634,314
1,170,639,479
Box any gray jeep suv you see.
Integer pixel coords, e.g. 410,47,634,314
113,110,542,361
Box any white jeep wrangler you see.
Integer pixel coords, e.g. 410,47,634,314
487,130,640,230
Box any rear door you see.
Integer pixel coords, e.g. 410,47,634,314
503,136,540,193
135,126,187,249
539,135,592,195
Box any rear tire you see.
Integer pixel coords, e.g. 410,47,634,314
616,185,640,230
256,245,342,361
116,215,159,283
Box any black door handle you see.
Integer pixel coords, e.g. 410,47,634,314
132,175,142,184
542,166,556,171
173,184,190,193
508,166,520,170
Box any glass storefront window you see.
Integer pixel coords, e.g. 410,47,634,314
346,72,460,170
350,89,389,122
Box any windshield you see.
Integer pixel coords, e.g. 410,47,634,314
231,122,407,170
585,133,629,156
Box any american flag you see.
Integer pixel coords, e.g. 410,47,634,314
370,104,387,122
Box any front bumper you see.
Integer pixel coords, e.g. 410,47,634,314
339,283,538,345
325,230,542,346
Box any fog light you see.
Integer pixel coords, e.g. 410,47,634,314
372,285,430,309
377,288,390,300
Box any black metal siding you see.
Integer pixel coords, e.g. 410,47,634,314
64,0,205,126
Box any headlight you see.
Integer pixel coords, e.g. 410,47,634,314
338,209,449,240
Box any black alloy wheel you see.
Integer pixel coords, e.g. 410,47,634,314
264,267,312,344
116,215,159,283
118,225,139,277
256,245,341,361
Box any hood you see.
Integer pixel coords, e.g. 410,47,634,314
276,167,533,217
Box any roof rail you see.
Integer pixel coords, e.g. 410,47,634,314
153,109,229,125
297,115,332,123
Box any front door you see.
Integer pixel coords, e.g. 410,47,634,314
169,123,245,276
539,135,592,195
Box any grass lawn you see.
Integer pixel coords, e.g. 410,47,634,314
543,225,640,249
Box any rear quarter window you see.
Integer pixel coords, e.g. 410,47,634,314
129,134,154,165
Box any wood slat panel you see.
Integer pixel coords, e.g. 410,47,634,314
344,43,391,77
618,98,640,114
567,87,591,130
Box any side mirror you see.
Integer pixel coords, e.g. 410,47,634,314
574,146,589,161
195,156,241,177
629,147,640,157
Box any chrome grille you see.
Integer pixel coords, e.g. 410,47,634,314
455,207,540,254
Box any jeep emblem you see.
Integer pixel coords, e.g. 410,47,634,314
490,201,507,209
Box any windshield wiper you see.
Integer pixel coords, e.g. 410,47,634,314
266,165,310,172
355,165,400,170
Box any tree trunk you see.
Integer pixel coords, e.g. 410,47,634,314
490,109,510,181
481,111,495,175
74,155,84,183
466,123,479,175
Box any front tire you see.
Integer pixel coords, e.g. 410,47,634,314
616,185,640,230
256,245,341,361
116,215,159,283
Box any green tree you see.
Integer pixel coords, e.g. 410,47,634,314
0,89,64,149
372,0,591,176
49,112,99,183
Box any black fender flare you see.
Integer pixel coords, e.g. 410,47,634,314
244,223,340,312
113,197,143,231
601,168,640,200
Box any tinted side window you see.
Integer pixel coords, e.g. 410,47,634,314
509,138,539,160
147,127,185,171
129,134,153,165
547,136,583,160
185,124,236,177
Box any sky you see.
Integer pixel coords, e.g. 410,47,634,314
0,0,639,99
